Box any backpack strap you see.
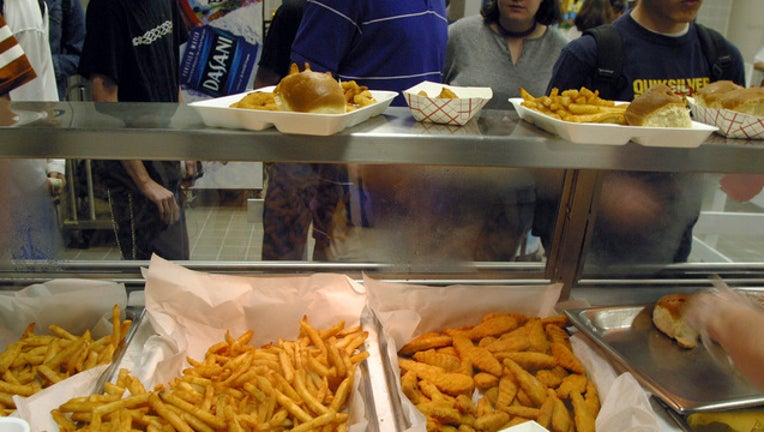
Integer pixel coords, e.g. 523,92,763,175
582,24,627,99
695,23,733,81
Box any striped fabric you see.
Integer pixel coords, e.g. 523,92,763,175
0,14,36,96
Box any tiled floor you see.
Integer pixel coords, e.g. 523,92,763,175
62,201,269,261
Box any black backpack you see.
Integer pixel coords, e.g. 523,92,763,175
583,23,735,99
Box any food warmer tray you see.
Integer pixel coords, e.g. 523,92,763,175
565,305,764,414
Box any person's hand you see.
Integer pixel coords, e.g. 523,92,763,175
182,160,201,188
47,171,66,200
141,180,180,224
685,286,756,340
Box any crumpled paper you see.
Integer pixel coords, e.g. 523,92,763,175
139,255,371,431
0,279,126,431
363,275,662,432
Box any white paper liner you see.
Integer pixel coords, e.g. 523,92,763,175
0,279,127,430
363,276,662,432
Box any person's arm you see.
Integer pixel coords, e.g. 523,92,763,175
90,74,179,224
686,292,764,390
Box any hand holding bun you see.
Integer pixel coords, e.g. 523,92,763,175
652,293,699,349
275,63,347,114
625,84,692,128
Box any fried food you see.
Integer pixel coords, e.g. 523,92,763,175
417,86,460,99
520,86,628,124
397,311,599,431
0,305,131,415
53,317,367,431
230,90,279,110
341,80,377,111
438,86,459,99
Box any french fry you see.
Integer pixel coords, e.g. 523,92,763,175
54,317,367,431
521,86,628,124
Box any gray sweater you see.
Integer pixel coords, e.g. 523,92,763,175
444,15,569,110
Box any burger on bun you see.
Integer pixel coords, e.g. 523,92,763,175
275,63,347,114
625,84,692,128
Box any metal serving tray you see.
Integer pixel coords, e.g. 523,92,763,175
565,305,764,414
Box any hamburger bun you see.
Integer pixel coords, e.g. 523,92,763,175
275,63,346,114
695,80,764,117
694,80,743,108
625,84,692,128
652,293,699,349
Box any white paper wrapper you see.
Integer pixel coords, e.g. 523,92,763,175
0,279,127,431
363,276,662,432
139,255,371,430
0,279,127,349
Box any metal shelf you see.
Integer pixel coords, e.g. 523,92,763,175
0,102,761,173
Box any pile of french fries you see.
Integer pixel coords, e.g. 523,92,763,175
52,317,369,431
0,304,131,415
397,312,599,432
520,87,628,124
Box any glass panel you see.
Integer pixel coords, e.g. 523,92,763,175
580,171,764,275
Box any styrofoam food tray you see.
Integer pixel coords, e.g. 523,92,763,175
403,81,492,126
509,97,718,147
190,86,398,136
688,97,764,140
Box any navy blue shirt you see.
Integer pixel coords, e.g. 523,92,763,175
547,13,745,101
291,0,448,106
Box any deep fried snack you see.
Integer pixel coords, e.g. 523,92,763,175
438,87,459,99
341,80,377,111
520,86,628,124
550,341,585,374
398,358,475,396
398,311,599,431
417,87,459,99
571,391,596,432
503,358,548,407
452,335,503,376
230,91,279,110
399,332,453,357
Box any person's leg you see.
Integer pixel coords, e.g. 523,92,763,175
261,163,316,260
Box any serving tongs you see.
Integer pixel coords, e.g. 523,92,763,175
92,306,147,394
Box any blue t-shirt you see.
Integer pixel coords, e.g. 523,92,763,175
547,13,745,101
291,0,448,106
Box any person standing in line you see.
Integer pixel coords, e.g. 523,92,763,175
445,0,568,109
571,0,626,37
536,0,745,269
42,0,86,101
78,0,200,260
442,0,566,261
255,0,337,262
260,0,448,262
0,12,38,260
3,0,68,259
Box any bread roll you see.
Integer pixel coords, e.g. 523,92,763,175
652,293,699,349
625,84,692,128
694,80,743,108
275,63,346,114
695,80,764,117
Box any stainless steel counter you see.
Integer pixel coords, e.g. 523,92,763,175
0,101,761,173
